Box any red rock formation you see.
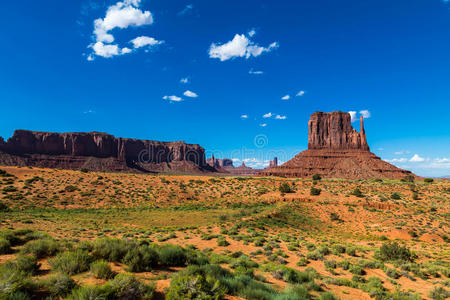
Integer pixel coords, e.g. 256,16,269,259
308,111,369,151
260,111,414,179
269,157,278,168
0,130,211,174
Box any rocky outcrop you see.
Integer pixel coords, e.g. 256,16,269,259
269,157,278,168
206,155,233,169
0,130,212,174
308,112,369,151
260,111,414,179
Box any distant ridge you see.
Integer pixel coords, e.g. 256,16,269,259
0,130,215,174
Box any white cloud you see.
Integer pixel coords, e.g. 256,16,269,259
386,158,408,163
394,150,410,155
130,36,163,48
348,110,371,122
248,29,256,37
281,95,290,100
88,0,160,60
259,123,267,127
180,78,189,84
348,111,357,122
360,110,371,119
263,112,272,118
178,4,193,16
249,69,263,75
296,90,305,97
240,114,248,119
275,115,287,120
410,154,425,162
183,90,198,98
208,34,278,61
163,95,182,102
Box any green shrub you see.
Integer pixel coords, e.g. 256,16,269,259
296,257,309,267
43,274,77,297
412,192,419,200
3,186,18,193
349,265,365,275
351,188,364,197
320,292,338,300
312,174,322,181
391,192,401,200
385,268,400,279
378,242,414,262
123,245,159,272
49,250,92,275
106,273,155,300
403,175,415,182
0,238,11,254
310,187,321,196
0,266,35,298
279,183,294,193
21,239,60,258
158,244,187,267
90,260,115,279
429,286,450,300
91,238,136,262
69,285,110,300
217,237,229,247
0,202,9,212
424,178,434,183
166,273,225,300
13,255,40,275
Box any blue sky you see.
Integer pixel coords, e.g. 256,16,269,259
0,0,449,176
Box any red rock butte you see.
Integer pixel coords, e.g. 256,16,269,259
260,111,414,179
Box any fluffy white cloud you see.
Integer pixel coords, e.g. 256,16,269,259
88,0,160,60
130,36,162,48
94,0,153,43
259,123,267,127
281,95,290,100
263,112,272,118
163,95,182,102
249,69,263,75
248,29,256,37
209,34,278,61
394,150,410,155
275,115,287,120
296,90,305,97
240,114,248,119
348,110,371,122
180,78,189,84
386,158,408,163
348,111,357,122
410,154,425,162
360,110,371,119
183,90,198,98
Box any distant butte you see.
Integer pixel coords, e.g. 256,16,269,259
260,111,414,179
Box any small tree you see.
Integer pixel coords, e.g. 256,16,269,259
391,192,401,200
312,174,322,181
403,175,415,182
351,188,364,198
424,178,434,183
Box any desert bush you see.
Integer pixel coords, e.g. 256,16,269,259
296,257,309,267
429,286,450,300
351,188,364,197
12,255,40,275
349,265,365,275
282,284,310,299
166,273,225,300
424,178,434,183
279,183,294,193
43,274,77,297
412,192,419,200
0,238,11,254
391,192,401,200
378,242,414,262
337,260,350,270
320,292,338,300
90,260,115,279
312,174,322,181
310,187,321,196
158,244,187,267
0,202,9,212
3,186,18,193
403,175,415,182
69,285,109,300
91,238,136,262
385,268,400,279
106,273,155,300
217,237,229,247
21,238,60,258
123,245,159,272
49,250,92,275
0,266,36,298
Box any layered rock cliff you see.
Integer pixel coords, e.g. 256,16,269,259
308,111,369,151
260,111,413,179
0,130,211,173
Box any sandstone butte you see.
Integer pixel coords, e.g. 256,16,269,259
260,111,414,179
0,130,213,174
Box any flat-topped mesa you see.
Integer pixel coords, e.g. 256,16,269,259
0,130,209,173
308,111,370,151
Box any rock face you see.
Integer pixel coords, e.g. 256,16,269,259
260,111,413,179
0,130,212,173
269,157,278,168
206,155,233,169
308,112,369,151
